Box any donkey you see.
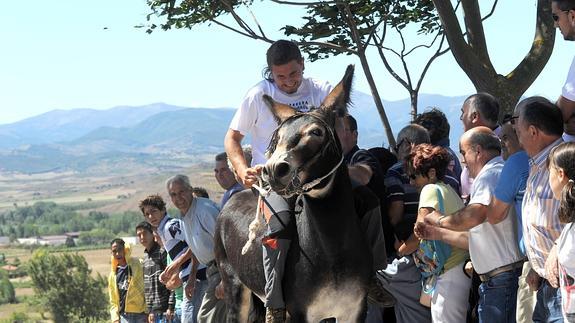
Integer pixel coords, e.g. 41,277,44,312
214,65,372,322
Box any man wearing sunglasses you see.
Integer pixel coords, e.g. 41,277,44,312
552,0,575,143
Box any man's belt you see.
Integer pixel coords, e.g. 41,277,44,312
479,260,524,282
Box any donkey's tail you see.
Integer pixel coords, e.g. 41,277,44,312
241,183,268,255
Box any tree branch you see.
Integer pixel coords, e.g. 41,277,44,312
374,24,411,92
270,0,337,5
416,33,449,92
432,0,488,89
396,27,414,89
461,0,494,71
507,0,555,94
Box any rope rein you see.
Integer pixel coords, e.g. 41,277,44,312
241,177,269,255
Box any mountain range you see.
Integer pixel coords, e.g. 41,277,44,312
0,92,468,173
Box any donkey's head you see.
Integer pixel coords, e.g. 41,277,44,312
261,65,354,197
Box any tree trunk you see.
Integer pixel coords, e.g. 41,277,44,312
410,91,419,121
433,0,555,119
478,75,523,121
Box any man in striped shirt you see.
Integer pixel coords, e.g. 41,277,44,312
139,194,196,323
514,97,564,322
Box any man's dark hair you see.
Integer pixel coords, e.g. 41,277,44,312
263,40,303,81
138,194,167,215
346,114,358,132
413,107,450,144
135,221,153,234
110,238,125,247
215,152,227,162
518,96,564,137
464,93,500,127
553,0,575,11
192,187,210,199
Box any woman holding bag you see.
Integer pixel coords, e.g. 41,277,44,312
405,144,471,322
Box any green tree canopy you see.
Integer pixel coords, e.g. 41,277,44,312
27,250,107,322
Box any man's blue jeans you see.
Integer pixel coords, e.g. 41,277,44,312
533,279,564,323
181,279,208,323
478,267,521,323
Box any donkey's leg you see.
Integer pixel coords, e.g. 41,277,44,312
219,262,244,323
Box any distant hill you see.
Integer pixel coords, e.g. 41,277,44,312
0,94,468,173
0,103,187,150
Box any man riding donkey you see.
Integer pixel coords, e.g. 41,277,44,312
224,39,394,322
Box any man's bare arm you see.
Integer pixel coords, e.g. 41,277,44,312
425,203,487,232
487,197,511,225
224,128,260,187
347,163,373,186
557,96,575,127
388,200,404,227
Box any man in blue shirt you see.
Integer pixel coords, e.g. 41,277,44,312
487,116,532,322
214,152,244,208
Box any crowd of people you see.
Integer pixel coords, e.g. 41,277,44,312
107,1,575,322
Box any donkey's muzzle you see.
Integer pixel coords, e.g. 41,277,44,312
262,160,293,190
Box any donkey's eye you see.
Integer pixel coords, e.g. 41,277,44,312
309,128,323,137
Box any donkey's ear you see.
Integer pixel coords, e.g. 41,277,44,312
263,94,297,124
319,64,354,117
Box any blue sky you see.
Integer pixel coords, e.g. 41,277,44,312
0,0,572,125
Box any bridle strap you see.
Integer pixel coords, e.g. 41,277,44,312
299,155,343,193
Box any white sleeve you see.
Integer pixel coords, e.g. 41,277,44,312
563,56,575,101
468,171,495,206
229,90,259,136
561,226,575,278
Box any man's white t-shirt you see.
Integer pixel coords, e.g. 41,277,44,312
229,77,332,165
563,56,575,101
467,156,523,274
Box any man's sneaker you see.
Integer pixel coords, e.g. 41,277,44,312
265,307,286,323
367,275,396,307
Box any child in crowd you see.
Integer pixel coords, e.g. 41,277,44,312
548,142,575,322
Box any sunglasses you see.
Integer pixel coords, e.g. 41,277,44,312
502,115,519,125
408,173,417,180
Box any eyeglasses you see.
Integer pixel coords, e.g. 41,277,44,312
408,173,417,180
502,115,519,125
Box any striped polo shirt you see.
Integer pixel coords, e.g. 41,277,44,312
157,214,191,282
522,138,564,277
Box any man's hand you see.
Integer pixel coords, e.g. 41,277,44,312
239,165,263,188
526,268,542,292
424,210,442,226
414,221,442,241
545,245,559,288
148,312,155,323
165,309,174,322
160,263,180,285
185,278,196,299
215,281,225,300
